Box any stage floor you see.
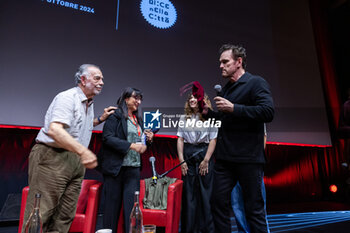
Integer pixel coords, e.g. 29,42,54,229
4,202,350,233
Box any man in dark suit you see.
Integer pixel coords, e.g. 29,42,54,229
203,44,274,233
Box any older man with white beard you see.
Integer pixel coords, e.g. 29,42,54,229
22,64,116,233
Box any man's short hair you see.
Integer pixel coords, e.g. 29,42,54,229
219,44,247,69
74,64,100,85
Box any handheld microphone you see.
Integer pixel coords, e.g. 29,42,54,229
149,156,158,184
214,84,222,96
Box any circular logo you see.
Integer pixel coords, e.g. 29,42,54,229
140,0,177,29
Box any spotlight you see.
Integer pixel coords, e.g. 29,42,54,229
329,184,338,193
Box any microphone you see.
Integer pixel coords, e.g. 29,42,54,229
214,84,222,96
149,156,158,184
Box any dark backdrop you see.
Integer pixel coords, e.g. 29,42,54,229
0,0,331,145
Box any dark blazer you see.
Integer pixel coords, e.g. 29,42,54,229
206,72,274,163
97,108,144,177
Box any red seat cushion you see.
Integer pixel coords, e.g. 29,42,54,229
142,209,167,226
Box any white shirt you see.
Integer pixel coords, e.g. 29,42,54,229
36,87,94,148
177,114,218,144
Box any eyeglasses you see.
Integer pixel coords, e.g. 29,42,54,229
131,95,142,101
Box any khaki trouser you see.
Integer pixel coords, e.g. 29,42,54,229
22,143,85,233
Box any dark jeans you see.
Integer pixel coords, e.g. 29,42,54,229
211,161,268,233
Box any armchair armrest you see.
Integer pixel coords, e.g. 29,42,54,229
83,182,102,233
165,180,183,233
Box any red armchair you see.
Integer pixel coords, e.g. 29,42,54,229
139,179,183,233
18,179,102,233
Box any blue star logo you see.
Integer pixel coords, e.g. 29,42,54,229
144,109,162,129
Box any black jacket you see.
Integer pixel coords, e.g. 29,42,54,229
97,109,144,176
206,72,274,163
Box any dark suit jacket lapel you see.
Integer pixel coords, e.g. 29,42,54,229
121,116,127,139
115,109,128,139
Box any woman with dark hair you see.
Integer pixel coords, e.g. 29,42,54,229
98,87,153,233
177,93,218,233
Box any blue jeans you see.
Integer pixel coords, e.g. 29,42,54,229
231,179,270,233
